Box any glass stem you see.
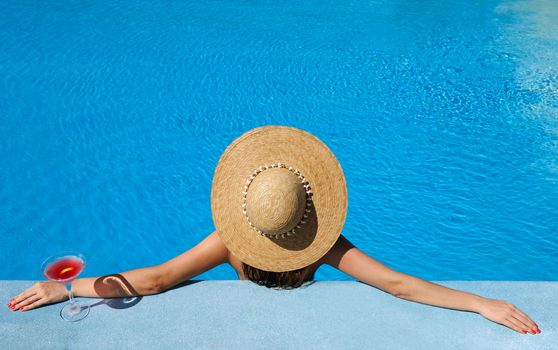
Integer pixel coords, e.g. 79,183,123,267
66,283,75,305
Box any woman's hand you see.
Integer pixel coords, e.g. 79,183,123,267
7,281,68,311
478,297,541,334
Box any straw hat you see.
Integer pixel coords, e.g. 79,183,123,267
211,125,348,272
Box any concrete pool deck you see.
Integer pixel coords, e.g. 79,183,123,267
0,280,555,349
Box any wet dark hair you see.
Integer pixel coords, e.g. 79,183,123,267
241,261,313,289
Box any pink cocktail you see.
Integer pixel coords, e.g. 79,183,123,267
44,256,84,282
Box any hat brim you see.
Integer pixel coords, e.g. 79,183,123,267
211,125,348,272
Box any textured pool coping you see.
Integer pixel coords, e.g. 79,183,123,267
0,280,556,349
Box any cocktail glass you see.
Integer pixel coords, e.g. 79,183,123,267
41,252,90,322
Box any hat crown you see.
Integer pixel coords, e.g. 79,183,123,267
245,168,306,236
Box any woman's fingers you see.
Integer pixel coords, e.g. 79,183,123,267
20,298,47,311
9,289,38,310
14,294,42,311
512,312,538,334
513,307,539,331
504,317,527,334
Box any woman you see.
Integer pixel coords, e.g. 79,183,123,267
8,126,541,335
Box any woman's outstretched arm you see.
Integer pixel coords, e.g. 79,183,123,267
323,234,540,335
8,231,228,311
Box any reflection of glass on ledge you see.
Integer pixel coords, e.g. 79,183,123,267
91,274,143,310
94,274,137,297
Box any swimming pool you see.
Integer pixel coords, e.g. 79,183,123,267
1,0,557,281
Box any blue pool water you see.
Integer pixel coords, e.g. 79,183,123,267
1,0,557,281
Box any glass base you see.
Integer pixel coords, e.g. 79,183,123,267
60,301,90,322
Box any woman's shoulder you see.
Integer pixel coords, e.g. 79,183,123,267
317,233,353,267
